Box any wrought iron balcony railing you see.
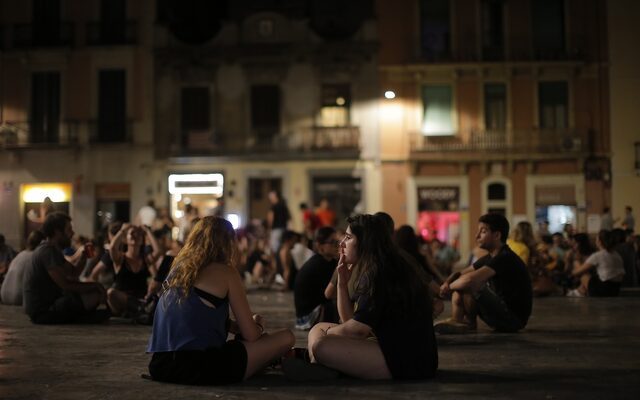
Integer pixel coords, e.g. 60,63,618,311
410,129,589,156
87,119,134,144
12,22,75,48
86,20,138,46
169,126,360,159
0,120,80,148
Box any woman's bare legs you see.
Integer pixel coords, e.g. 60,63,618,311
307,322,391,380
308,322,337,361
241,329,295,380
312,334,392,379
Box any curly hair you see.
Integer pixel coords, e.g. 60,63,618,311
165,216,238,299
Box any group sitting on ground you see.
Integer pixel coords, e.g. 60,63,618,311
1,206,638,385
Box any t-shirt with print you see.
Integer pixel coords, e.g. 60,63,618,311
353,293,438,380
473,244,532,326
23,242,66,318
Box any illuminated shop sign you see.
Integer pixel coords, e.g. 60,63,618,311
22,183,72,203
168,174,224,196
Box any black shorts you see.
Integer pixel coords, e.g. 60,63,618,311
31,292,85,324
474,284,524,332
588,274,621,297
148,340,248,386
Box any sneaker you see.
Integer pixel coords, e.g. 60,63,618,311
282,358,340,381
434,318,475,335
295,305,322,330
566,289,585,297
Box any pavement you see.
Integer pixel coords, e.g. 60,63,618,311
1,289,639,400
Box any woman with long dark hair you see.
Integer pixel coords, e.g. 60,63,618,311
147,216,295,385
285,214,438,380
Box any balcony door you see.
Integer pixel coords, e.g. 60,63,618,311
100,0,127,43
98,70,127,142
33,0,60,45
30,71,60,143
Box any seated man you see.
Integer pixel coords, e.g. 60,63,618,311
435,213,532,334
23,212,108,324
294,226,340,330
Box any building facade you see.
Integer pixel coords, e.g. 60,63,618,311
608,0,640,223
377,0,611,259
0,0,156,245
152,0,380,231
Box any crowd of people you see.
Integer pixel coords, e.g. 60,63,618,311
0,195,638,384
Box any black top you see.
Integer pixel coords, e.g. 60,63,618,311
193,286,227,307
100,250,114,271
293,254,337,317
113,255,149,298
271,201,290,229
353,292,438,380
155,255,174,283
473,244,533,326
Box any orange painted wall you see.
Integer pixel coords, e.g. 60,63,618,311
510,163,528,215
453,0,478,60
376,0,416,64
381,162,410,225
456,79,480,136
511,78,534,129
2,61,29,121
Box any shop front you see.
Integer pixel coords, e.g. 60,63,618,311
21,183,72,243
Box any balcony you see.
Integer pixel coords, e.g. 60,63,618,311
86,20,138,46
87,119,134,144
169,126,360,160
0,120,80,149
12,22,75,48
410,129,589,161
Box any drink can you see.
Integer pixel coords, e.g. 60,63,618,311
85,242,95,258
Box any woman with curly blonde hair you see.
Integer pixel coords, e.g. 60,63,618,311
147,216,295,385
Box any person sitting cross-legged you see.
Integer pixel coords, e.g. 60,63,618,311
146,216,295,385
23,212,108,324
435,213,532,334
284,214,438,381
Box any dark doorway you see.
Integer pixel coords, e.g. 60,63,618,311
311,176,361,229
248,177,283,224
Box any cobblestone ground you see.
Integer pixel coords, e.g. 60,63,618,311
1,289,639,400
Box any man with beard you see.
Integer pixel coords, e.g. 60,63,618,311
435,213,532,334
23,212,108,324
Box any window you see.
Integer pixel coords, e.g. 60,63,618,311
33,0,60,46
319,84,350,127
484,181,508,216
100,0,127,43
532,0,565,57
181,87,210,131
481,0,504,60
419,0,450,61
250,85,280,142
30,71,60,143
484,83,506,130
180,87,210,147
538,81,568,129
422,85,455,136
98,70,127,142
